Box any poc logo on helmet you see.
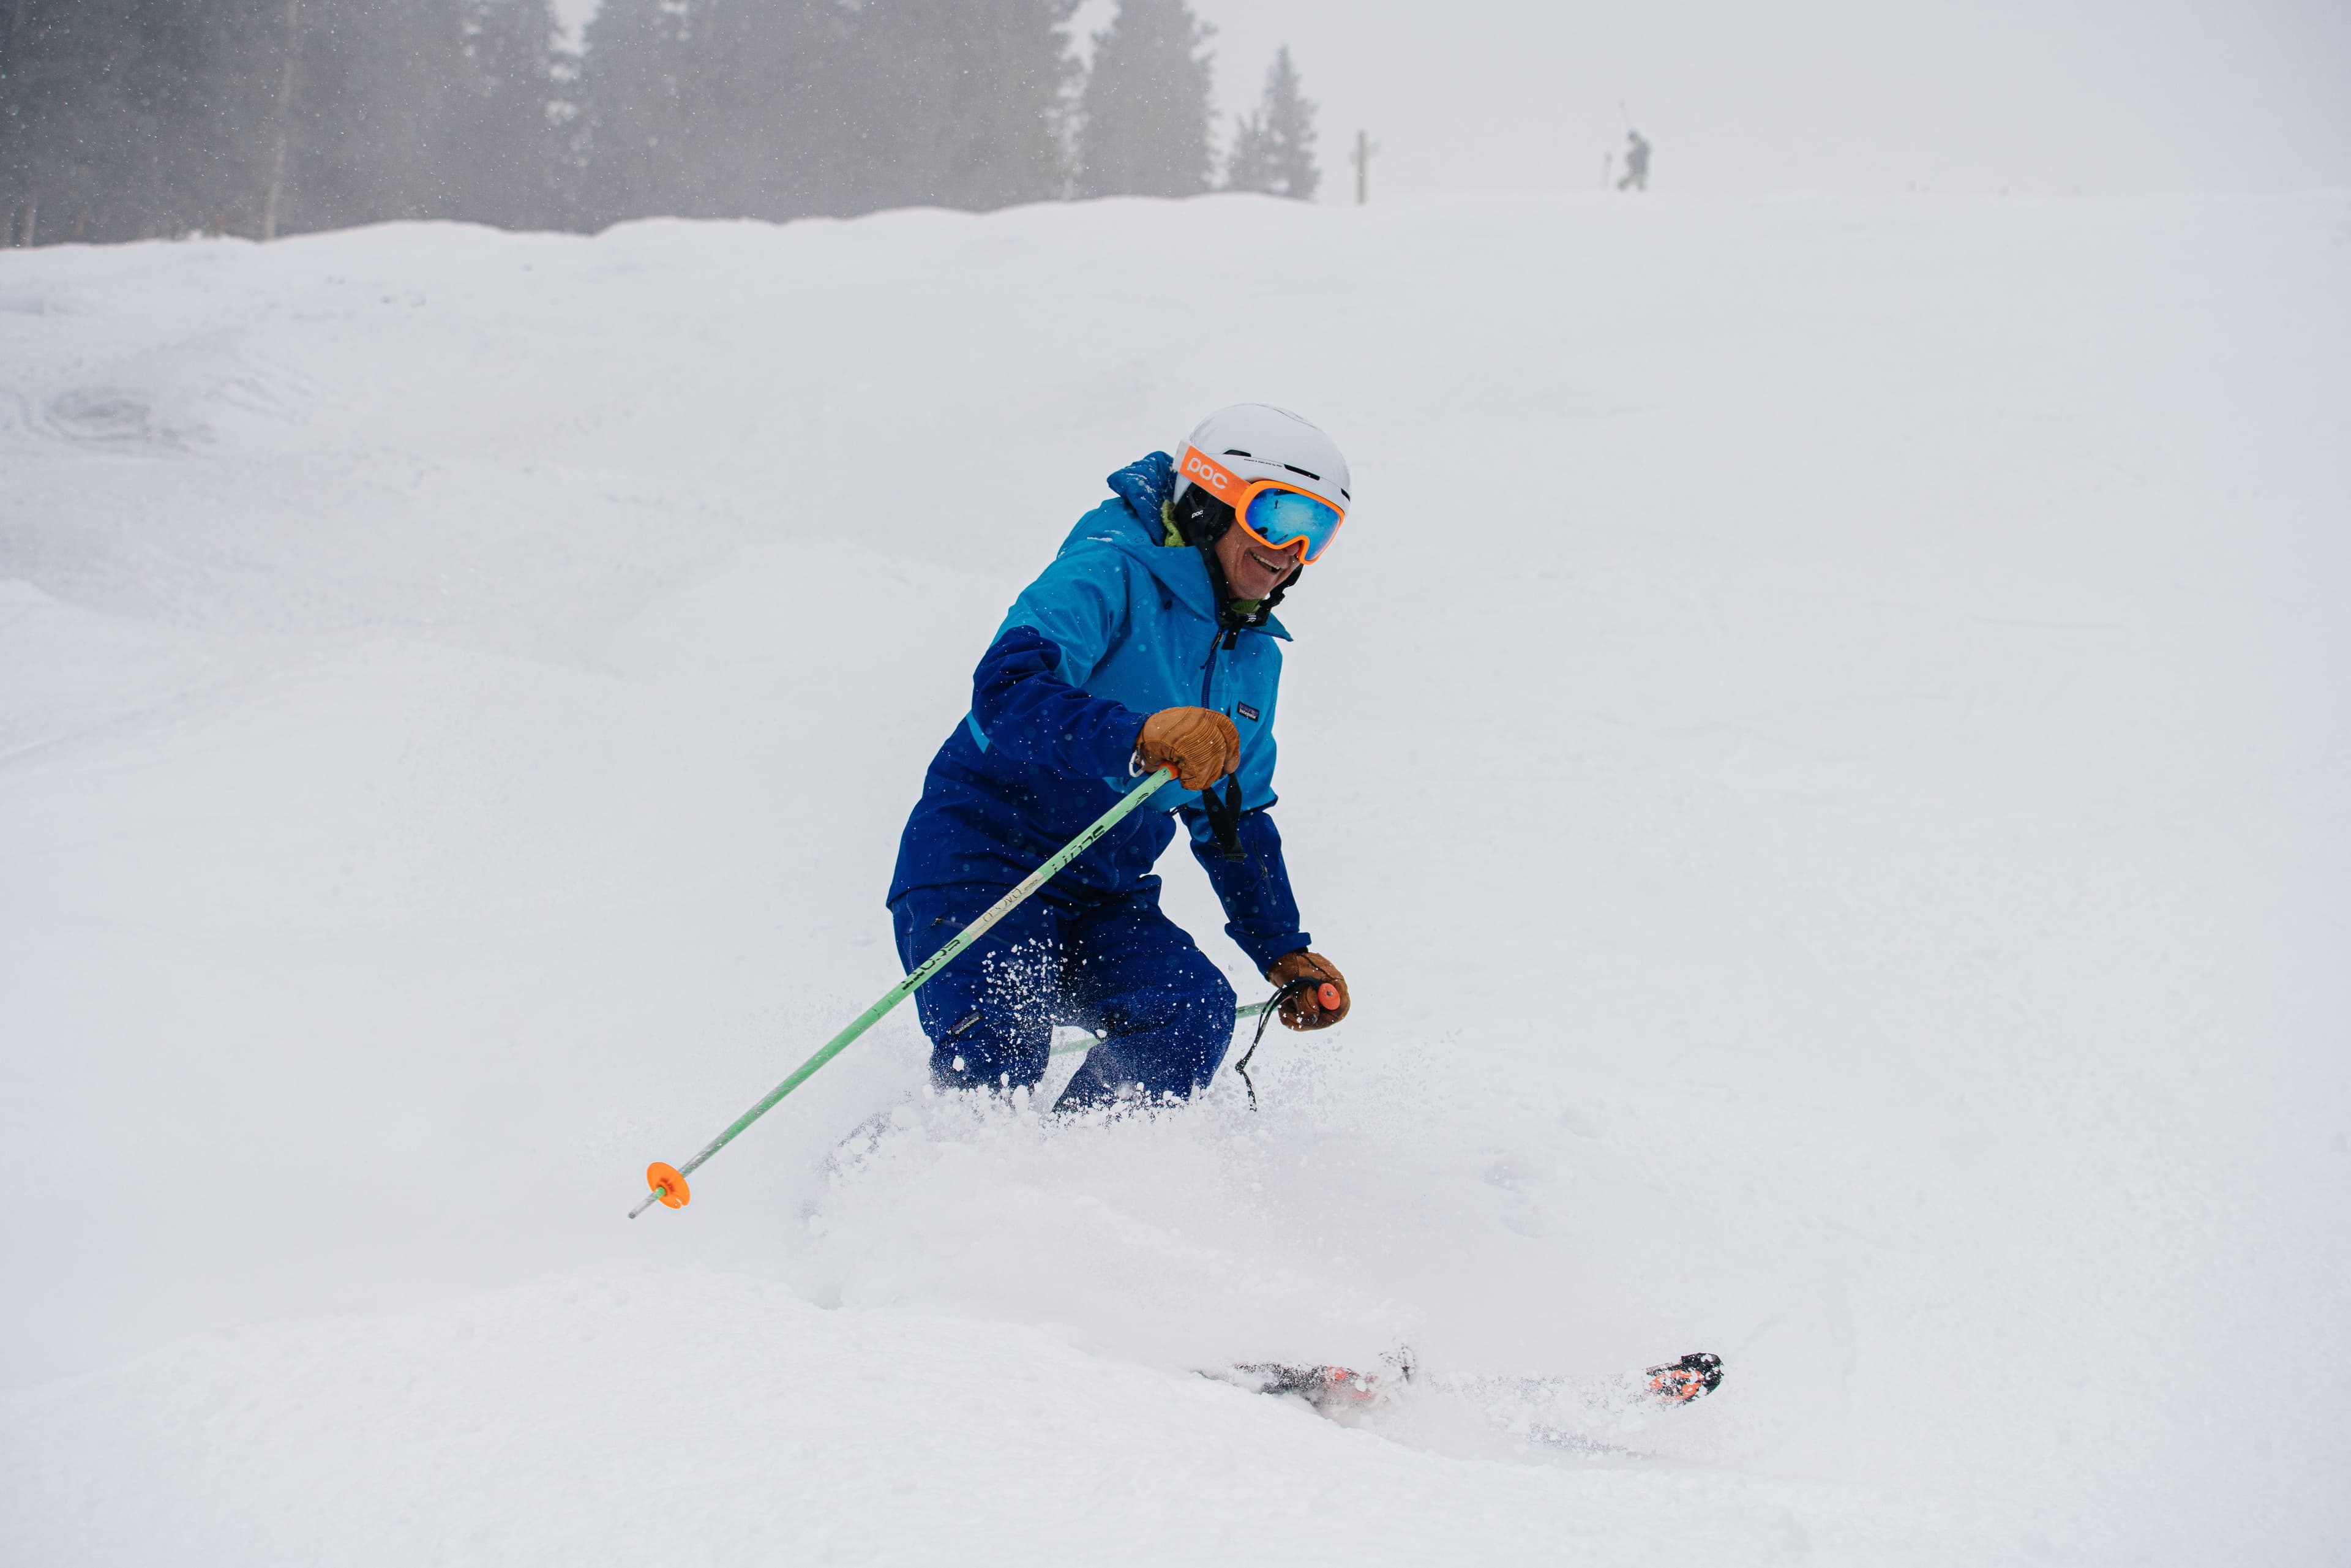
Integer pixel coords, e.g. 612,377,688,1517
1184,452,1234,492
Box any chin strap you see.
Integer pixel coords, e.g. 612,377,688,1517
1177,487,1295,627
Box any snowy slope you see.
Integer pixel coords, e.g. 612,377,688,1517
2,192,2346,1566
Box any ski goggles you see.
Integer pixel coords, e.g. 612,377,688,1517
1179,446,1347,564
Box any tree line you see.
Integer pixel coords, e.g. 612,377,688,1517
0,0,1319,246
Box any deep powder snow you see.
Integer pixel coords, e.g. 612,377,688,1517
2,192,2345,1565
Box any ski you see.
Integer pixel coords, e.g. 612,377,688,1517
1223,1359,1398,1412
1209,1351,1725,1431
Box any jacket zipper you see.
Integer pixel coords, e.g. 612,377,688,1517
1202,623,1242,705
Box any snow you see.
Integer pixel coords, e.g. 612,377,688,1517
3,190,2347,1564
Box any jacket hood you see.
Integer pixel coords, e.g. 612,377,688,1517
1057,452,1291,639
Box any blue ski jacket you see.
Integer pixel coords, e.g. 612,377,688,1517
887,452,1310,972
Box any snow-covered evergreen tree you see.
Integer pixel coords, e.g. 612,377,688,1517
1075,0,1212,199
1224,45,1316,201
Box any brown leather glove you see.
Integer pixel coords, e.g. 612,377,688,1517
1135,706,1240,791
1265,950,1349,1030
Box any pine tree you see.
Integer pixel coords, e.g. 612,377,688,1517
1224,112,1267,197
1224,45,1314,201
574,0,688,228
457,0,566,230
1074,0,1211,199
844,0,1076,214
2,0,283,243
276,0,476,231
0,0,1220,244
1,0,164,239
678,0,845,221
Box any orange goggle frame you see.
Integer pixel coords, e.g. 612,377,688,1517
1178,446,1347,564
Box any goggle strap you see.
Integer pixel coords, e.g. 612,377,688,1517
1179,446,1249,507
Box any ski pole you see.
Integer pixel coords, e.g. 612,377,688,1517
631,766,1180,1218
1045,983,1342,1059
1044,1005,1267,1057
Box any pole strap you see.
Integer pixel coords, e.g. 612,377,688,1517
1229,974,1327,1111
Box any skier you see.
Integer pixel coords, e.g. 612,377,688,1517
887,405,1354,1112
1618,129,1651,192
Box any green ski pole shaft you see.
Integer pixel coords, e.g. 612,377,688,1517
631,766,1179,1218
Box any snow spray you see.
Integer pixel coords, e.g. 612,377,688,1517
632,767,1185,1217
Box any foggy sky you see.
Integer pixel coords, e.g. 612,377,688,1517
552,0,2351,199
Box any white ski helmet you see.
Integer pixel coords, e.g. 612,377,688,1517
1170,403,1352,517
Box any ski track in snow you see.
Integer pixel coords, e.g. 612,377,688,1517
2,193,2347,1565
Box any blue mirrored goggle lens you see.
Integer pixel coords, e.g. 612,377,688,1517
1242,489,1343,556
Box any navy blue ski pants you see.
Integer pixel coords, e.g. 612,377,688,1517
890,883,1237,1110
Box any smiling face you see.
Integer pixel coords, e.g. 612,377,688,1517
1213,520,1302,601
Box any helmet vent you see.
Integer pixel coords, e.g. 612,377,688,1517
1282,463,1322,481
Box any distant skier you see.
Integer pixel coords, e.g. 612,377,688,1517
888,406,1353,1111
1618,129,1651,192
